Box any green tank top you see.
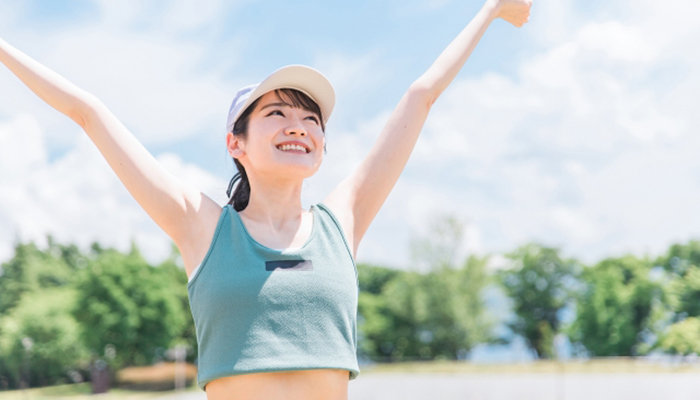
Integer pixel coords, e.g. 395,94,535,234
187,203,360,391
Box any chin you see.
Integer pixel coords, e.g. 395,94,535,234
271,163,320,180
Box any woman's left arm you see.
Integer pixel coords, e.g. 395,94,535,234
324,0,531,255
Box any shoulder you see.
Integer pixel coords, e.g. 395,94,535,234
178,198,227,278
316,200,357,259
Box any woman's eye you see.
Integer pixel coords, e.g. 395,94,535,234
306,115,320,124
268,110,284,117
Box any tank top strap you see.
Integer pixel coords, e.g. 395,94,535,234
314,203,357,279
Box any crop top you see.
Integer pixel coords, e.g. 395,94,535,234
186,203,360,391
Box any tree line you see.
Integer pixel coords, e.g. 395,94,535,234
2,218,700,389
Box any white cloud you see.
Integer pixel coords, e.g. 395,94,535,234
0,0,243,149
157,152,229,206
317,0,700,266
550,206,598,244
0,114,226,266
41,28,234,145
577,21,658,63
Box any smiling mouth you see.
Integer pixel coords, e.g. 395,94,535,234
276,144,310,153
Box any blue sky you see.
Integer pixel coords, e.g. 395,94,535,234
0,0,698,272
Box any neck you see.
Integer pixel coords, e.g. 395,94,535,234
239,171,306,227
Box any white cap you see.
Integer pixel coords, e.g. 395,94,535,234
226,65,335,133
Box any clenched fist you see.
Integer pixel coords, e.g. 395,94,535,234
492,0,532,28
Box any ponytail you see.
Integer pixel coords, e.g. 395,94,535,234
226,159,250,212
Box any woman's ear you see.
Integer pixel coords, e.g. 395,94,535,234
226,132,245,158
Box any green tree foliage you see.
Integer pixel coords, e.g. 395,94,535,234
0,237,88,389
656,240,700,277
0,288,88,388
357,258,492,361
498,244,577,359
358,214,492,361
359,267,426,360
660,317,700,355
13,231,700,390
655,241,700,355
358,262,401,295
0,237,195,389
156,243,198,363
420,256,492,358
72,242,189,368
671,266,700,318
656,241,700,318
0,238,75,314
569,256,664,356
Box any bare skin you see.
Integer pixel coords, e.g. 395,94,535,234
0,0,531,398
205,370,350,400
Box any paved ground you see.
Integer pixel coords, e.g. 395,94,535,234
348,373,700,400
159,373,700,400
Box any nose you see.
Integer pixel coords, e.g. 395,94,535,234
283,115,307,137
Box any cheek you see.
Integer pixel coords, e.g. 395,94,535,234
245,122,277,150
248,116,279,137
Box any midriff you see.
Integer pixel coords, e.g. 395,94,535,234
204,369,349,400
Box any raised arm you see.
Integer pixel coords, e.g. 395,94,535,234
323,0,532,256
0,37,219,272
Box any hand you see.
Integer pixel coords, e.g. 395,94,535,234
492,0,532,28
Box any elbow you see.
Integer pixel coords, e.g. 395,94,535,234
67,107,88,129
408,82,439,110
69,94,101,130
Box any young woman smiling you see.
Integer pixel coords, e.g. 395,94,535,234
0,0,531,398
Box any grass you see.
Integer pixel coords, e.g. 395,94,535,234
0,382,200,400
0,362,201,400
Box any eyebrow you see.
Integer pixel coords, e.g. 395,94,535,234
258,102,320,120
259,102,292,111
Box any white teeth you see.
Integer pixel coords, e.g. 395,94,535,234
277,144,308,153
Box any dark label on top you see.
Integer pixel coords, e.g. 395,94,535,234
265,259,314,271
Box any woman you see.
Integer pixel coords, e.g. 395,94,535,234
0,0,531,398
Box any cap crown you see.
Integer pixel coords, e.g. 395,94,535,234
225,65,335,134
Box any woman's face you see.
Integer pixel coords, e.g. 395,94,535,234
230,91,325,181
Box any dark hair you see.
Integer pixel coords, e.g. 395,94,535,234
226,88,326,211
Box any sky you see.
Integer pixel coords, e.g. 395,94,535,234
0,0,698,271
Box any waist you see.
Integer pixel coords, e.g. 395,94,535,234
205,369,349,400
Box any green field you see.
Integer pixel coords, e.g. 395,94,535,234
0,382,201,400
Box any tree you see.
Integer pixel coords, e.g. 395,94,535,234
569,256,663,356
357,214,492,361
498,244,577,359
72,242,189,368
653,241,700,355
0,288,88,388
409,215,466,272
156,242,198,363
0,237,197,389
656,241,700,319
656,240,700,277
0,237,75,314
420,255,492,359
660,317,700,355
0,236,88,389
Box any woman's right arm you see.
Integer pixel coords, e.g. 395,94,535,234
0,37,220,267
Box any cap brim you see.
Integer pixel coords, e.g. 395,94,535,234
232,65,335,127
